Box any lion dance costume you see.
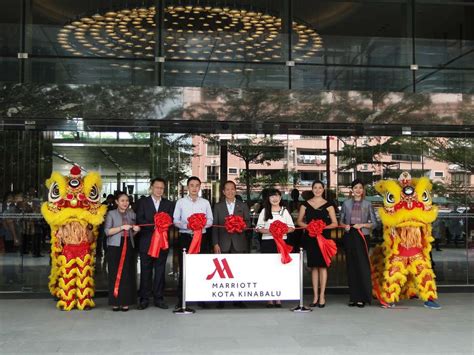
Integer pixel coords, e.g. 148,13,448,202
371,172,440,308
41,166,107,311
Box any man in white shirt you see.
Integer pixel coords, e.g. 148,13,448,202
173,176,213,309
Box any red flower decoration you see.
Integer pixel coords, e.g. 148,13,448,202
225,215,247,234
269,220,293,264
306,219,337,267
306,219,326,237
148,212,172,258
188,213,207,254
188,213,207,231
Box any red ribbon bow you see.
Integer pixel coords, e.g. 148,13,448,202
306,219,337,267
268,220,293,264
224,215,247,234
188,213,207,254
148,212,172,258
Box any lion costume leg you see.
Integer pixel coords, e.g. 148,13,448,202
56,242,95,311
400,272,418,300
408,258,438,302
76,242,96,310
380,258,409,303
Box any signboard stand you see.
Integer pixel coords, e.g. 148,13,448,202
173,249,195,315
291,248,312,313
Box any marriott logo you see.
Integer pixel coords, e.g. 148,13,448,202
206,258,234,280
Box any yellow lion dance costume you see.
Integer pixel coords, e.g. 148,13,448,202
371,172,441,309
41,166,107,311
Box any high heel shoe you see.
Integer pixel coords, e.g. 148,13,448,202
317,303,325,308
309,302,319,308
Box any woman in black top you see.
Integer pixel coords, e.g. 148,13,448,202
297,180,338,308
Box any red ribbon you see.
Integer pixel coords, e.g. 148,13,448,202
188,213,207,254
224,215,247,234
268,220,293,264
148,212,172,258
306,219,337,267
114,230,128,298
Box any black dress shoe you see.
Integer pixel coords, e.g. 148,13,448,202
137,302,149,310
154,301,169,309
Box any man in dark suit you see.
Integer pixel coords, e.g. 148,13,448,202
212,180,251,308
136,177,174,310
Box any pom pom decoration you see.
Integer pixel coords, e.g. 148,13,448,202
188,213,207,254
268,220,293,264
70,165,81,176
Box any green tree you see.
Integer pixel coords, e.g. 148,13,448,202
336,137,429,176
425,138,473,174
204,135,285,204
151,133,193,199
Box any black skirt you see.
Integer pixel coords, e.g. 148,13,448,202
303,230,331,268
343,229,372,304
260,239,278,253
107,238,137,306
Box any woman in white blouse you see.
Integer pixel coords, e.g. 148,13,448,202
256,188,295,308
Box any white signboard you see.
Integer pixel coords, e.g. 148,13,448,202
185,253,300,302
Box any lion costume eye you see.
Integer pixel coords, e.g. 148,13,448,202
421,190,431,203
386,192,395,204
49,182,61,202
88,185,100,202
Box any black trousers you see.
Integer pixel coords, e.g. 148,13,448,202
177,233,209,304
108,239,137,307
343,230,372,304
139,249,168,302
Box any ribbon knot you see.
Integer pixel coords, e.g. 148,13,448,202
268,220,293,264
224,215,247,234
148,212,172,258
188,213,207,254
306,219,337,267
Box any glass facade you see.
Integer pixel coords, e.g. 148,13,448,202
0,0,472,295
0,0,471,92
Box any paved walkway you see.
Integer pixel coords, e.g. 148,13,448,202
0,294,473,354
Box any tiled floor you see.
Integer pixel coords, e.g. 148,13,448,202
0,293,472,354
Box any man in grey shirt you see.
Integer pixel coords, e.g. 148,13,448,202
173,176,213,309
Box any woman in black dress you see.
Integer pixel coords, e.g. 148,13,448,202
340,179,377,308
104,192,140,311
297,180,338,308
